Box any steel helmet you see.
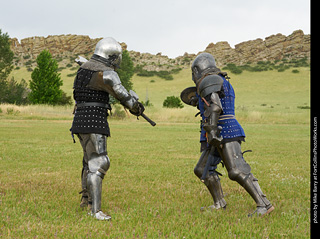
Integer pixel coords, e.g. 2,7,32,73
92,37,122,68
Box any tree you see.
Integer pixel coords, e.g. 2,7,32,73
29,50,63,105
0,29,14,80
1,77,29,105
108,49,135,105
116,50,134,91
0,29,29,105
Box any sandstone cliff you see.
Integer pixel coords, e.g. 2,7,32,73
202,30,310,66
10,30,310,70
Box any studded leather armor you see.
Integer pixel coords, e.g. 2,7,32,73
70,68,111,136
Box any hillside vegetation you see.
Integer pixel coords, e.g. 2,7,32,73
6,66,310,125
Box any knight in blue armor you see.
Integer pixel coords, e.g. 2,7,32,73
181,53,274,216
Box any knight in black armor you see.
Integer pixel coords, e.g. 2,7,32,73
70,37,144,220
181,53,274,216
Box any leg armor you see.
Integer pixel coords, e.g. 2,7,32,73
80,157,90,209
203,92,223,147
218,141,273,213
194,147,226,209
78,133,111,220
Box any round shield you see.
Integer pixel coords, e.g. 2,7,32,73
180,87,197,106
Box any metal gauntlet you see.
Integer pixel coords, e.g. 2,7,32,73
203,92,223,146
129,101,145,116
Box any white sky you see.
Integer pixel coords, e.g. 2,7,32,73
0,0,310,58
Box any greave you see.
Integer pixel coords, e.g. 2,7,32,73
81,161,89,198
87,173,103,213
241,173,272,209
204,173,227,208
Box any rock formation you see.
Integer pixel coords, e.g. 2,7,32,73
10,30,310,70
202,30,310,66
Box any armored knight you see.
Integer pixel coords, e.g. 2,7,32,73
70,37,144,220
181,53,274,216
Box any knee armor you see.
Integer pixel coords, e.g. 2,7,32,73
219,141,272,208
81,134,110,178
219,141,251,182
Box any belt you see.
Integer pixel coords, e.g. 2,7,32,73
76,102,111,109
219,114,235,120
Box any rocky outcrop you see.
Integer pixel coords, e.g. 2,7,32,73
10,35,128,58
203,30,310,66
10,35,102,57
10,30,310,70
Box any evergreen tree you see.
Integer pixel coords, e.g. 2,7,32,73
2,77,29,105
116,50,134,91
0,29,29,105
0,29,14,80
29,50,63,104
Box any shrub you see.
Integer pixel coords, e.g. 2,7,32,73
141,100,153,107
222,64,242,74
110,104,126,119
6,108,20,116
292,69,300,73
57,92,72,105
135,66,181,80
230,67,243,74
67,72,77,77
163,96,184,108
222,59,309,74
157,71,173,80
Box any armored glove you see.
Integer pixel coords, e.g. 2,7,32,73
204,125,223,147
130,101,145,116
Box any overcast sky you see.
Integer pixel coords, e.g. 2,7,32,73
1,0,310,58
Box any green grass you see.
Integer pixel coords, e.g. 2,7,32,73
0,120,310,238
1,66,310,238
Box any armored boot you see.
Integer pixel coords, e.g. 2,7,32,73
201,172,227,210
195,148,226,211
243,173,274,217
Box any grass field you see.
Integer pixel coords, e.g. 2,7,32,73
1,67,310,238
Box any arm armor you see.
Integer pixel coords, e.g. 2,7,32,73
198,75,224,146
204,93,222,118
198,74,223,98
203,92,223,147
102,71,137,110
